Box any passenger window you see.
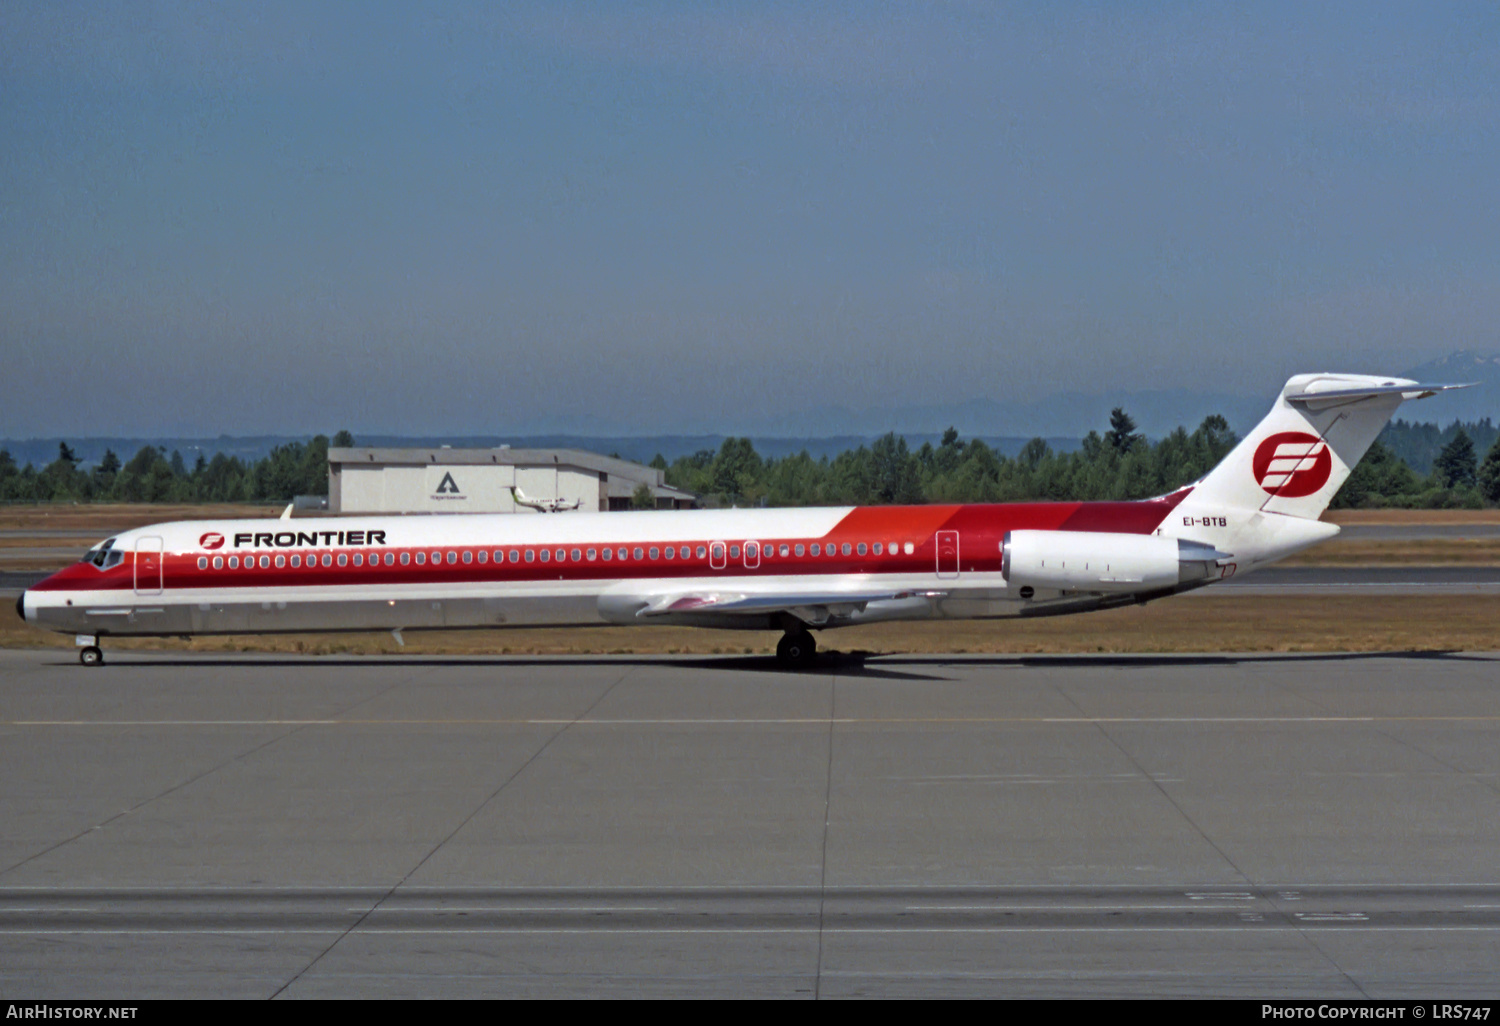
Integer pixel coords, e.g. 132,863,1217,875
384,552,394,566
730,545,740,559
525,550,534,562
540,549,550,562
873,542,883,555
257,555,268,568
416,552,427,565
336,554,347,567
779,545,789,557
841,543,852,556
353,553,363,566
680,546,690,559
649,547,659,560
400,552,410,565
810,544,820,556
276,555,286,568
213,556,223,569
587,548,597,561
696,546,707,558
446,551,456,564
904,542,914,555
290,555,301,568
602,547,613,561
664,546,674,560
795,544,804,556
633,547,644,560
555,549,565,562
198,557,207,570
857,543,867,556
509,550,519,563
463,550,473,564
571,548,582,561
229,556,239,569
477,550,487,564
320,553,330,567
747,542,760,560
619,548,628,560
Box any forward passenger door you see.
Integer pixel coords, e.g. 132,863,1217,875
135,537,164,595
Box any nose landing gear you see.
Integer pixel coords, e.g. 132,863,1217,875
775,629,817,668
79,646,104,667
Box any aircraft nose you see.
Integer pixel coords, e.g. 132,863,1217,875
14,590,25,623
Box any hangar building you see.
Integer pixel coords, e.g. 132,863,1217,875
327,447,696,515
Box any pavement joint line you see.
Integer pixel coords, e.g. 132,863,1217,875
7,926,1500,935
1045,674,1388,994
268,664,637,999
19,715,1500,726
813,672,837,1001
0,667,423,883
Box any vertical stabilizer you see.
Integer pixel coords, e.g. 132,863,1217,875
1177,374,1464,522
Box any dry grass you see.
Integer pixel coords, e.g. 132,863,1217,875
6,594,1497,656
4,506,1499,573
1282,539,1500,565
0,504,286,534
1323,509,1500,525
2,504,1492,532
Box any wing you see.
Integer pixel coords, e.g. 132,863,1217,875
628,587,948,625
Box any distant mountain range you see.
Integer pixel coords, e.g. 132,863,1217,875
1392,350,1500,426
3,351,1492,469
745,389,1271,440
0,433,1084,470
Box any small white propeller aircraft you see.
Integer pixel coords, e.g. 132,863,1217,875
18,374,1470,667
510,485,583,514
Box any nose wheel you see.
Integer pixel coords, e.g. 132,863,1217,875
79,646,104,667
776,629,817,667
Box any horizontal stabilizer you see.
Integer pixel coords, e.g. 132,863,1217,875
1286,381,1475,408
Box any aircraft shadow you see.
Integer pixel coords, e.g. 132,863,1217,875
44,647,1492,680
61,650,947,681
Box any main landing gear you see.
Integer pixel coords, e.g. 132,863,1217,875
79,646,104,667
776,629,817,668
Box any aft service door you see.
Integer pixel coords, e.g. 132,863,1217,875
134,536,164,595
935,530,959,579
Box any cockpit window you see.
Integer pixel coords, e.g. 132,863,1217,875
81,538,123,570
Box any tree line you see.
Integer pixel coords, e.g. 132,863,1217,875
4,414,1500,508
656,411,1500,510
0,431,353,504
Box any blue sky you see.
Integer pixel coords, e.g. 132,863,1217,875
3,2,1499,436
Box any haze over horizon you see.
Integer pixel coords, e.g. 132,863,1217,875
4,2,1499,437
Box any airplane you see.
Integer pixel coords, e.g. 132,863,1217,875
510,485,583,514
15,373,1471,668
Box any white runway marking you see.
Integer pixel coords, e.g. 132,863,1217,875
4,926,1500,936
12,715,1500,727
903,904,1248,911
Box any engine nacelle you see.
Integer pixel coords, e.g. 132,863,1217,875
1002,530,1224,593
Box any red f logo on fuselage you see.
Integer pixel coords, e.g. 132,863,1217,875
199,532,225,550
1252,432,1332,498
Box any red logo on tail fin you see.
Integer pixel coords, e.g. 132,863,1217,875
1252,432,1332,498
